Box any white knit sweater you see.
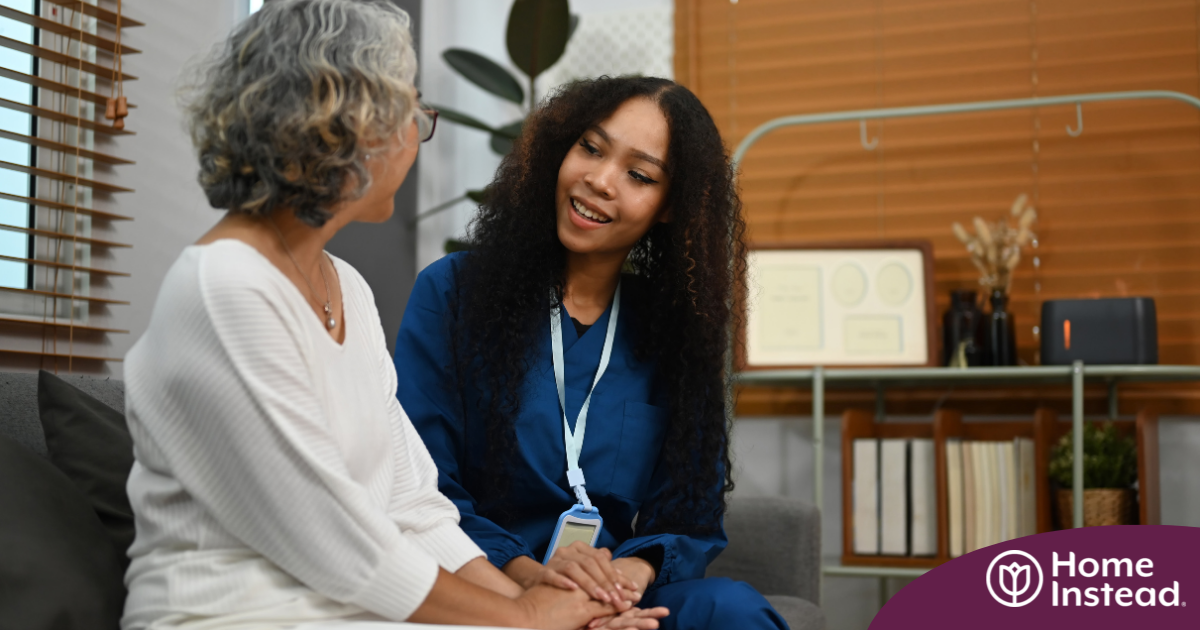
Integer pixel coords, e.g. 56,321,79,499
122,240,484,629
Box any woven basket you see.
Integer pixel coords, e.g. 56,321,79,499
1056,488,1134,528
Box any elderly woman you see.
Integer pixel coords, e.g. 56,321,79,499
120,2,650,629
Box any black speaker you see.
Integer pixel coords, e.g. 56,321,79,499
1040,297,1157,365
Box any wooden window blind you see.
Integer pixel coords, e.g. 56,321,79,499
0,0,137,372
676,0,1200,414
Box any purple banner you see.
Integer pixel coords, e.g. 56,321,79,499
871,526,1200,629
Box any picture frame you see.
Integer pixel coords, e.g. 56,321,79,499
740,240,938,369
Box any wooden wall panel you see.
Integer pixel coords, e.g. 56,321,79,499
677,0,1200,412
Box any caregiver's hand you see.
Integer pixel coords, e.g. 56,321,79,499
504,545,640,610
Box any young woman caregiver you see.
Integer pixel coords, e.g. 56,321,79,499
395,77,787,630
122,1,633,628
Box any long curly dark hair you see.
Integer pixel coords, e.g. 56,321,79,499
455,76,746,537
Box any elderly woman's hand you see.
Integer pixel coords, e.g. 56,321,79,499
504,544,642,611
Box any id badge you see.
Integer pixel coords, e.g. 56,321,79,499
543,504,603,564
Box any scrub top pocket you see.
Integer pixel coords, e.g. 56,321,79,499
609,401,669,501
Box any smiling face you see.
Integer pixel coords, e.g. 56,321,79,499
556,97,671,258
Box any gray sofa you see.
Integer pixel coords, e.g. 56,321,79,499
0,371,824,629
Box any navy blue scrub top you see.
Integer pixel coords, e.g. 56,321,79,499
394,252,727,589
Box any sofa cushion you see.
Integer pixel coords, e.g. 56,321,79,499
0,371,47,456
38,370,136,569
765,594,826,630
0,432,126,630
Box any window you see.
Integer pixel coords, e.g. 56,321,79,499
0,0,139,370
249,0,262,15
0,0,36,290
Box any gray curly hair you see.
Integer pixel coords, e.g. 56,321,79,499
184,0,420,226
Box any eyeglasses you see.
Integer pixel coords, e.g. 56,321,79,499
415,91,438,143
416,107,438,143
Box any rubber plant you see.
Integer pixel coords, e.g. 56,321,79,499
419,0,578,252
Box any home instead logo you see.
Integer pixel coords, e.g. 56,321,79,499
869,526,1199,629
986,550,1043,607
986,549,1184,609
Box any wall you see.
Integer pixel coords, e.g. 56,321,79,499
102,0,241,377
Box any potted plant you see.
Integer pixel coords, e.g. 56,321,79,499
1048,422,1138,527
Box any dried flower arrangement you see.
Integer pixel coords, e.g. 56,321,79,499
952,194,1038,293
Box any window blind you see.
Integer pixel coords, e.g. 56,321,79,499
677,0,1200,414
0,0,137,371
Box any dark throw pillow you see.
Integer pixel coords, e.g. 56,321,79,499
37,370,136,569
0,433,126,630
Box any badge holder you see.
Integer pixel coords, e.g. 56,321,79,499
544,503,603,564
545,284,618,565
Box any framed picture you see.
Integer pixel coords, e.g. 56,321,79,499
741,240,937,368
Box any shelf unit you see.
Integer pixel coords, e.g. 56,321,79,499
734,363,1200,600
839,406,1160,570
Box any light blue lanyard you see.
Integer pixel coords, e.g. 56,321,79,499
550,281,620,513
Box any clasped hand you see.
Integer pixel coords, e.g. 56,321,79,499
508,542,668,629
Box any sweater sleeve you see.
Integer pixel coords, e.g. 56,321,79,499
394,256,537,569
128,250,440,621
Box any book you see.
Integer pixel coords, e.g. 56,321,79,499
963,440,977,553
853,438,880,555
946,439,965,557
879,438,910,555
996,441,1009,542
977,441,993,549
910,439,937,556
1016,437,1036,537
1002,441,1018,542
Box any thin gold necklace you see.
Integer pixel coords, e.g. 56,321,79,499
268,219,336,330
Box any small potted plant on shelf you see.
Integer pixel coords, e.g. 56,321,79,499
1048,422,1138,527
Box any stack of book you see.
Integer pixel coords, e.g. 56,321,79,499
944,438,1037,556
852,438,938,556
852,437,1037,557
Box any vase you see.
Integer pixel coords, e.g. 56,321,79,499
1056,488,1134,528
987,289,1018,366
943,290,986,366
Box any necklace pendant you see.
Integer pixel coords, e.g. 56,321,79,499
326,317,337,330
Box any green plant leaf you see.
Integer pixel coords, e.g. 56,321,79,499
490,120,525,156
466,187,491,204
428,104,500,135
443,49,524,104
506,0,570,81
